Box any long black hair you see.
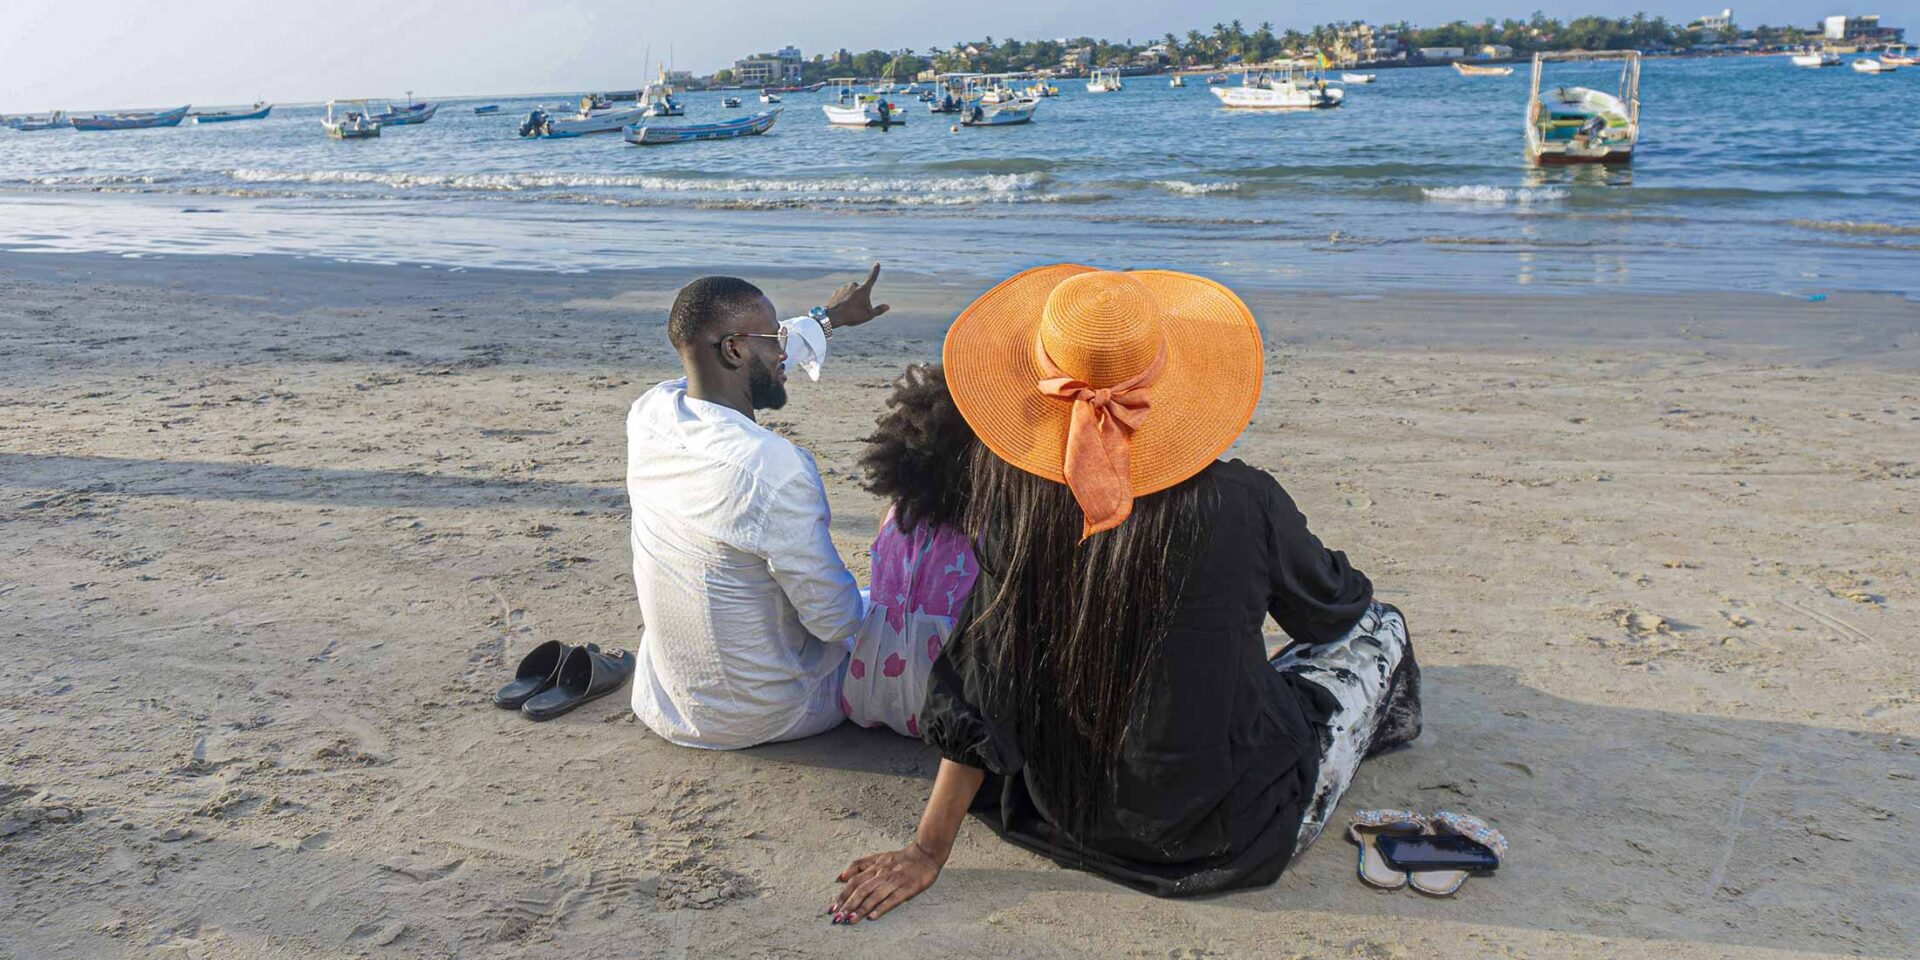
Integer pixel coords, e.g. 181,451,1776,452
859,364,976,532
962,448,1211,840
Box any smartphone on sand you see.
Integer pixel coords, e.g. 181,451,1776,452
1376,834,1500,873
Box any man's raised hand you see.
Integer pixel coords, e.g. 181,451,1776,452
824,263,890,329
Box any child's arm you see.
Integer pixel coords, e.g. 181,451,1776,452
828,759,986,924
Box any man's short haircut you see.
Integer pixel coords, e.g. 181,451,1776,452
668,276,766,351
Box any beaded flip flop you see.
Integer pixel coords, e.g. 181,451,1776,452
1346,810,1428,890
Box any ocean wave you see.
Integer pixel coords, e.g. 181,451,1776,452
1790,219,1920,237
1421,185,1569,203
9,174,172,186
224,168,1048,196
917,156,1063,174
1151,180,1241,196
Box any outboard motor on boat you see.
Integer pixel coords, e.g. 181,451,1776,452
518,110,548,138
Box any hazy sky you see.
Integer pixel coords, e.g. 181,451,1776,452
4,0,1908,111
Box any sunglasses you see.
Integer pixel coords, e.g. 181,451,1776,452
722,328,788,351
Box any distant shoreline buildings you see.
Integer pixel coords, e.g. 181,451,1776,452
686,10,1904,88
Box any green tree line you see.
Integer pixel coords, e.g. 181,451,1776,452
713,12,1832,82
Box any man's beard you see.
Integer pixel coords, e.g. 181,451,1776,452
747,353,787,410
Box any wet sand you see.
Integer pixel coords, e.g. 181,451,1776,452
2,252,1916,959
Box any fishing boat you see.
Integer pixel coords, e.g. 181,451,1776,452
1024,82,1059,98
4,112,70,131
927,79,963,113
322,100,380,139
1526,51,1639,165
1882,45,1916,66
1210,67,1343,109
961,98,1038,127
373,95,438,125
760,92,782,104
823,79,906,127
191,102,272,123
1851,57,1897,73
70,105,190,131
1086,68,1123,93
1205,74,1229,84
640,68,686,117
518,96,647,137
624,108,780,145
1790,48,1842,67
723,96,742,108
1454,62,1514,77
1341,73,1376,83
1169,74,1185,88
953,75,1040,126
473,104,501,115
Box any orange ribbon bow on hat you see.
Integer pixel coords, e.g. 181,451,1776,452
1035,337,1168,540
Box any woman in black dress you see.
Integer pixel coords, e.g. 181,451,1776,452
829,265,1421,922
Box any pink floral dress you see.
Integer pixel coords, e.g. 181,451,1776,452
841,510,979,737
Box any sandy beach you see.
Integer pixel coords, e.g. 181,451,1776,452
2,251,1916,959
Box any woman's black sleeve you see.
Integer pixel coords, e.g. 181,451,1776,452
919,584,1023,775
1263,473,1374,645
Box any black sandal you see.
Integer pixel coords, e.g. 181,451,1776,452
521,646,636,722
493,640,595,710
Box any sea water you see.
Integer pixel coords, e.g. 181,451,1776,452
2,56,1916,295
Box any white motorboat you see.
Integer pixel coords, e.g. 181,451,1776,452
1882,44,1916,66
1086,68,1123,93
1169,74,1185,88
322,100,380,139
640,67,685,117
519,96,648,137
760,92,782,104
1210,67,1343,109
1791,49,1842,67
961,97,1039,126
822,81,906,127
1526,51,1640,165
1851,57,1897,73
1341,73,1376,83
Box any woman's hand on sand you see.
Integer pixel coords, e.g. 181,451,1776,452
824,263,890,329
828,842,941,924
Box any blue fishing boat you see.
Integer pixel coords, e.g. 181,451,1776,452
191,102,272,123
373,102,438,125
71,105,189,131
623,109,780,145
473,104,501,115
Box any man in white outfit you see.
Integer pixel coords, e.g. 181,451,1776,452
626,266,889,749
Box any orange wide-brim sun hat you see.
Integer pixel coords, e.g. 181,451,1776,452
943,264,1264,535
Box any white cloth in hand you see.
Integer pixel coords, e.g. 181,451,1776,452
780,315,828,381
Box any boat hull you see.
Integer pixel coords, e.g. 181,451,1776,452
1210,85,1343,109
192,105,272,123
961,100,1038,126
71,105,190,131
822,104,906,127
375,103,438,125
473,105,501,115
625,109,781,144
523,106,649,138
1454,63,1514,76
1530,149,1632,165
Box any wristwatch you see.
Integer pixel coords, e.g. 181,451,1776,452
808,305,834,339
